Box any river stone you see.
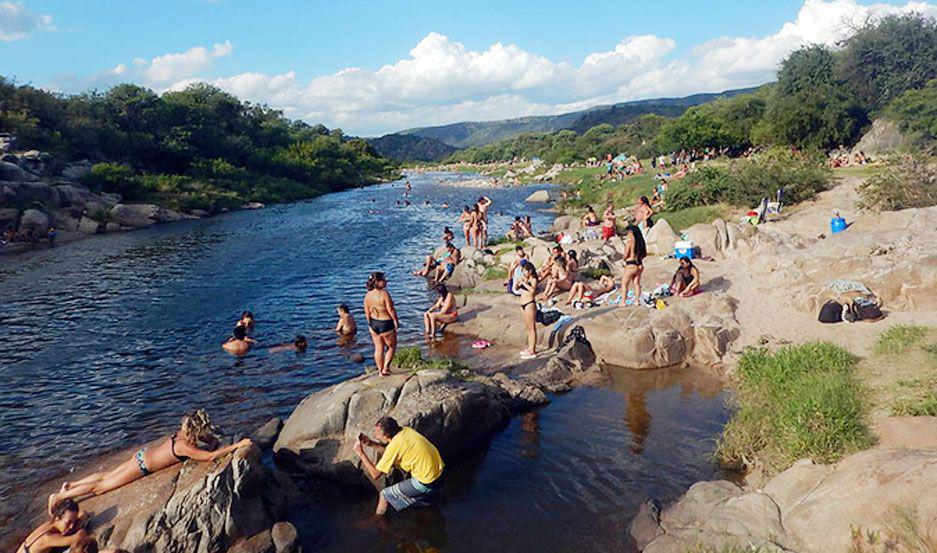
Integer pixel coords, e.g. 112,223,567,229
252,417,283,450
80,444,287,553
645,218,679,254
105,222,121,233
228,530,274,553
628,498,661,550
110,204,158,228
60,160,94,181
446,262,481,290
274,370,512,487
271,521,298,553
0,160,39,182
19,209,49,234
524,189,550,203
78,216,102,234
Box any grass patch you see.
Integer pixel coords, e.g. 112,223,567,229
394,346,468,373
487,236,523,247
579,267,612,279
875,325,928,355
716,342,873,474
892,390,937,416
659,204,733,231
483,266,508,281
850,505,937,553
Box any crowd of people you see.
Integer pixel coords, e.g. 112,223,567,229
828,147,872,168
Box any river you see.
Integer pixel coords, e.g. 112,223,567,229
0,172,732,550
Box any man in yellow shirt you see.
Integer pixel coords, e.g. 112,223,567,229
353,416,445,515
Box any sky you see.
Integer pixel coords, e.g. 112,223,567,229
1,0,936,136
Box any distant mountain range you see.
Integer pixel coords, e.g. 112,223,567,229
366,86,761,161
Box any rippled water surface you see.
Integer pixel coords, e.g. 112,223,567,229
0,173,555,534
293,366,731,553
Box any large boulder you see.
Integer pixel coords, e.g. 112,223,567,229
524,189,550,203
109,204,181,228
644,218,679,255
274,370,513,487
446,262,481,290
60,160,94,182
853,118,909,155
638,447,937,552
80,445,289,553
0,160,39,182
19,209,49,234
0,208,18,229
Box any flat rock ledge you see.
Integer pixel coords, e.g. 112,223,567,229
274,338,601,487
79,445,294,553
631,447,937,552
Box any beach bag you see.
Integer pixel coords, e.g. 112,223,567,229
537,307,563,325
848,298,884,321
818,300,843,323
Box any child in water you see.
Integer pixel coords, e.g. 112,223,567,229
335,304,357,337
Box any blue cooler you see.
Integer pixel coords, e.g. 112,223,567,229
831,217,847,234
674,240,694,260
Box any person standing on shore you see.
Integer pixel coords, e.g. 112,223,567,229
620,224,647,307
364,272,399,376
353,416,445,515
515,262,539,359
476,196,492,247
458,206,473,246
602,202,616,241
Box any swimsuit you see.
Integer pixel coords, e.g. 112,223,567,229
625,259,643,267
171,433,190,462
520,300,536,311
136,448,150,476
369,318,395,334
23,529,51,553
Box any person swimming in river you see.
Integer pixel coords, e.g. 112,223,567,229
268,334,308,353
222,325,255,355
17,498,87,553
335,303,357,336
515,262,539,359
423,284,459,338
364,272,399,376
235,311,254,335
47,410,251,514
671,257,701,297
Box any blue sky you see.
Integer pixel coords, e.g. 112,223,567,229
2,0,936,135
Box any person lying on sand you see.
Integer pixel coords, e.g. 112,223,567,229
48,410,251,514
334,303,357,336
269,334,308,353
222,325,255,355
17,499,87,553
671,258,701,297
423,284,459,338
566,275,616,305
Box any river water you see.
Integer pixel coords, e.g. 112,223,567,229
0,172,732,550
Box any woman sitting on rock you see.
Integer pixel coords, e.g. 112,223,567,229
581,206,599,227
565,275,616,305
47,410,252,514
17,499,87,553
671,257,701,297
539,255,573,300
431,243,461,284
423,284,459,338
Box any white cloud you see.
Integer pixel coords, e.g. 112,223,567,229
58,0,937,135
144,41,234,84
0,1,54,42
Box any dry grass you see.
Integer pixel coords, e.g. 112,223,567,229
850,505,937,553
860,326,937,418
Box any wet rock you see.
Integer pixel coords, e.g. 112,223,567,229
349,353,365,363
271,521,298,553
524,189,550,203
83,444,287,553
628,498,661,550
274,370,513,487
78,216,103,234
110,204,157,228
521,333,601,392
242,202,265,210
252,418,283,450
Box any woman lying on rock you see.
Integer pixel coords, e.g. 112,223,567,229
671,257,701,297
18,498,87,553
565,275,617,306
47,410,252,514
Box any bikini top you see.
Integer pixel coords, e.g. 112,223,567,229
23,529,50,553
171,433,190,462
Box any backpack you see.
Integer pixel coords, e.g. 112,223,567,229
537,308,563,325
818,300,843,323
848,298,884,321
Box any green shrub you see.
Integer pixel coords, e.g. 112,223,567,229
884,80,937,143
483,266,508,280
858,157,937,210
393,346,468,372
579,267,611,279
717,343,872,474
81,163,137,197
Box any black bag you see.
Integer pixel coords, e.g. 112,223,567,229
537,308,562,325
849,299,883,321
818,300,843,323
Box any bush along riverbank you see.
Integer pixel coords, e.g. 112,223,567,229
0,80,398,253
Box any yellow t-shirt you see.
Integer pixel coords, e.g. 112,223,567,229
375,427,444,484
